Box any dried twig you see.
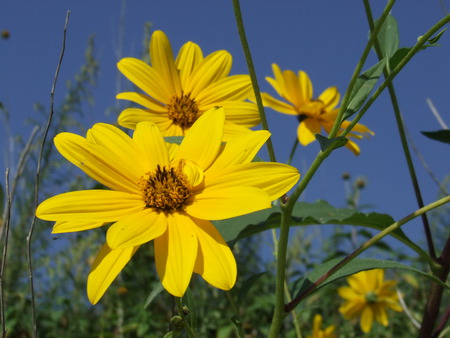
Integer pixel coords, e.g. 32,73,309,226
26,11,70,337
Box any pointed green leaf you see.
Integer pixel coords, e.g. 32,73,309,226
377,14,399,58
164,136,184,145
421,130,450,145
144,282,164,309
291,258,450,304
315,134,347,152
215,200,416,250
183,288,198,332
424,27,447,45
343,59,386,120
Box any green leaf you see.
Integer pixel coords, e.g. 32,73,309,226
143,282,164,309
236,272,267,308
343,59,386,120
424,27,447,45
183,288,198,332
215,200,415,250
421,130,450,145
164,136,184,145
291,258,450,303
376,14,399,58
315,134,347,152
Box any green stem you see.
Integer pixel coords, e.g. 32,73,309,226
285,195,450,312
231,0,277,163
225,291,245,338
287,137,299,166
175,297,196,338
362,0,437,260
329,0,397,138
341,13,450,137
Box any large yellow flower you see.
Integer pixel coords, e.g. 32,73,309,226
338,269,403,333
116,30,259,140
36,107,299,304
307,314,337,338
262,64,374,155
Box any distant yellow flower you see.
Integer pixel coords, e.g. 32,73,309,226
117,30,259,140
36,107,299,304
338,269,402,333
262,64,374,155
307,314,337,338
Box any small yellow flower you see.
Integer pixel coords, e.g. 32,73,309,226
338,269,403,333
36,107,299,304
262,64,374,155
116,30,260,140
307,314,337,338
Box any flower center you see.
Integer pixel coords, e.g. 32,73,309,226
166,92,200,129
138,163,193,212
297,99,326,117
365,291,378,304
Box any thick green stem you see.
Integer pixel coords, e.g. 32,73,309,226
175,297,196,338
232,0,276,163
287,137,299,166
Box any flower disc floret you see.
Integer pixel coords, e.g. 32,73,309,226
166,92,200,128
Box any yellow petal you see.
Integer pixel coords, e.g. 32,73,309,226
222,121,254,142
118,108,173,132
298,118,321,146
195,75,252,105
54,132,142,194
205,162,300,201
345,139,361,156
154,213,198,297
180,159,204,188
52,220,104,233
193,218,237,290
116,92,166,112
36,190,143,222
219,101,260,127
186,186,271,220
319,86,340,110
117,57,171,103
87,243,139,304
206,130,270,174
282,69,303,107
360,307,374,333
298,71,313,103
133,121,170,169
106,208,167,249
268,63,286,98
187,50,231,97
175,41,204,89
373,304,389,326
262,93,298,115
174,107,224,170
150,30,181,95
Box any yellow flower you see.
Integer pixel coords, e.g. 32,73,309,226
36,107,299,304
116,30,260,140
262,64,374,155
307,314,337,338
338,269,403,333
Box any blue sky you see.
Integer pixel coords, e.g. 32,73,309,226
1,1,449,250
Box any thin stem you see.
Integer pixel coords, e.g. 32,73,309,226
286,195,450,312
287,137,299,166
329,0,397,138
231,0,277,163
363,0,436,261
0,169,11,338
175,297,196,338
225,291,245,338
26,11,70,337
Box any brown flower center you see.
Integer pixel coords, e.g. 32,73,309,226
166,92,200,128
138,163,193,212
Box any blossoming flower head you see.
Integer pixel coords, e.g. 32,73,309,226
338,269,403,333
307,314,336,338
262,64,374,155
116,30,260,140
36,107,300,304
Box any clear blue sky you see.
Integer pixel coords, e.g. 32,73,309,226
1,1,449,248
